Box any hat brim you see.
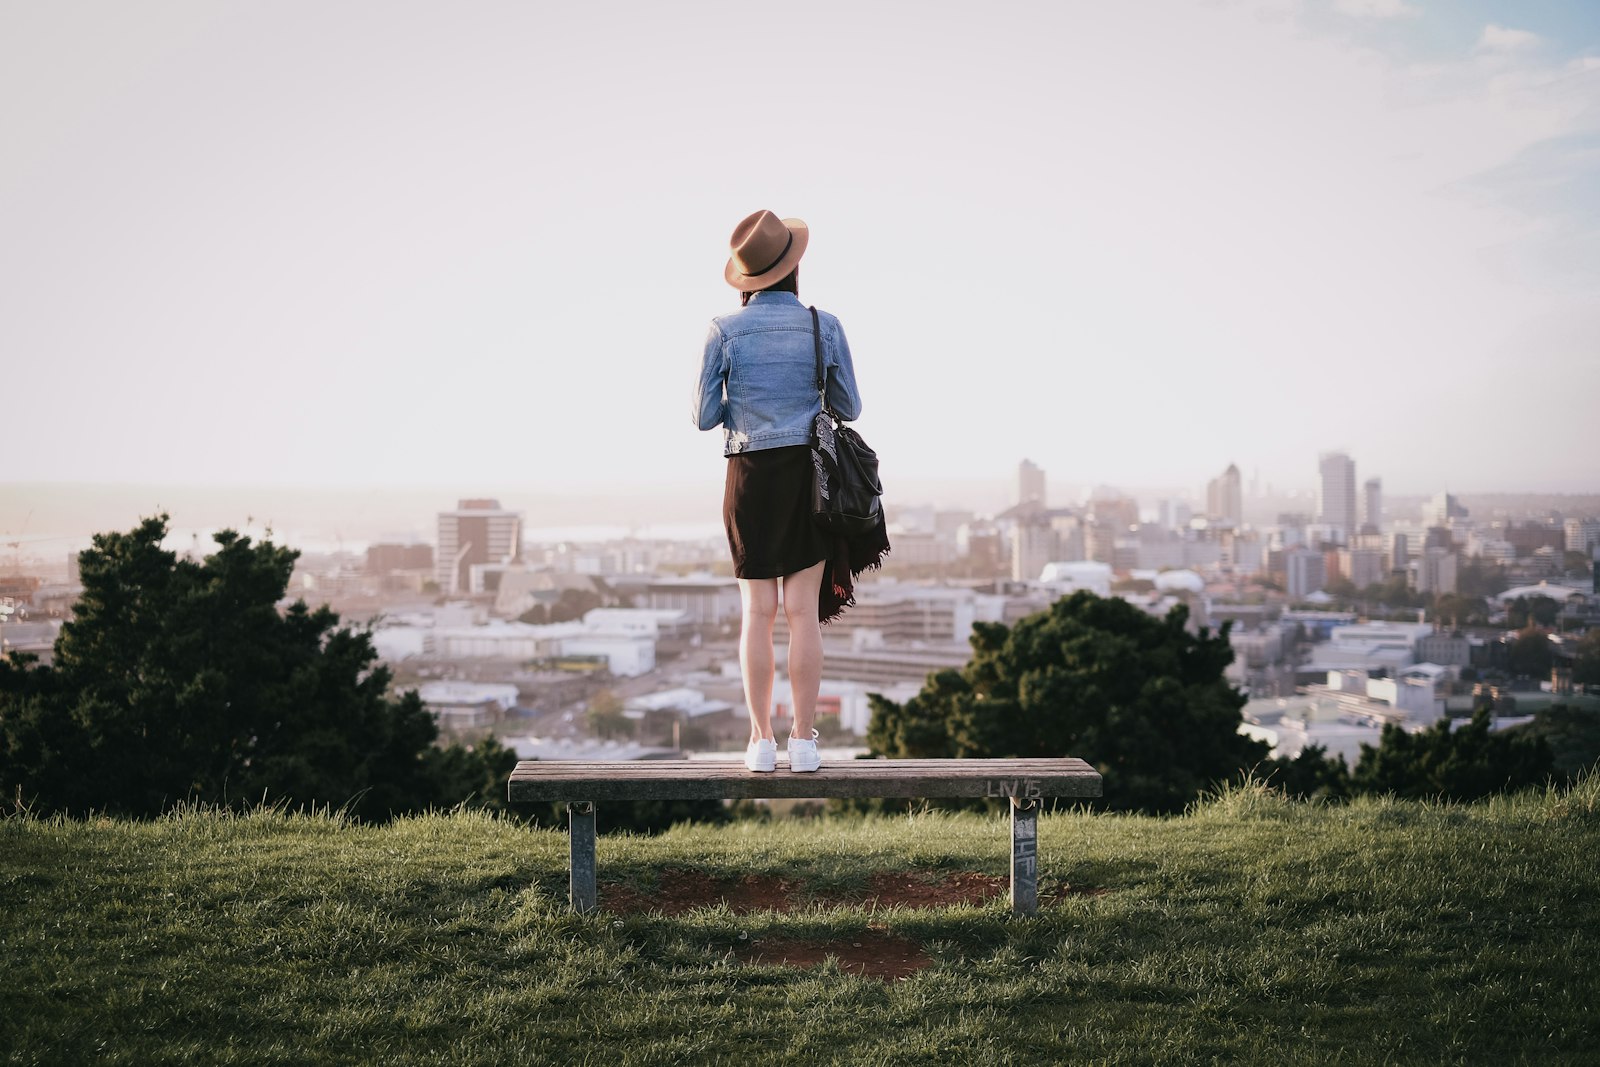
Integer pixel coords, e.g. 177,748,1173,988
724,218,809,291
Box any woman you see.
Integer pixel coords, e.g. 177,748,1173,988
693,209,864,773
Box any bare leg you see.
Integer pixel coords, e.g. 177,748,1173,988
782,560,827,739
738,577,780,742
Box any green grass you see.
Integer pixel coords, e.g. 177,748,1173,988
4,780,1598,1066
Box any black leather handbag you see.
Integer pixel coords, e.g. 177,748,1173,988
809,306,884,536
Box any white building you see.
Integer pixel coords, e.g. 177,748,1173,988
583,608,692,640
558,633,656,676
426,619,656,676
773,678,922,735
1365,664,1451,724
646,576,741,627
624,687,735,721
828,582,1007,644
1495,582,1591,608
1038,560,1112,597
1301,620,1431,675
1564,518,1600,554
1244,664,1456,763
1240,696,1393,766
1466,535,1516,563
1012,520,1058,583
417,681,519,728
1415,547,1458,595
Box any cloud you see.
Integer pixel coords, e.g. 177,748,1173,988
1476,24,1540,53
1332,0,1420,19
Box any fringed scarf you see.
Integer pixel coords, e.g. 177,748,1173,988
818,516,891,624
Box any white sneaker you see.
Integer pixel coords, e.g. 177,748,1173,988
745,738,777,772
787,730,821,773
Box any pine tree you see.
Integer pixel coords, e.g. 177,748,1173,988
867,591,1267,814
1,516,512,819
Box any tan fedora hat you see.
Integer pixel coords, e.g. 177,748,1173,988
724,209,809,291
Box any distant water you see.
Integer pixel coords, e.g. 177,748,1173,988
522,521,723,544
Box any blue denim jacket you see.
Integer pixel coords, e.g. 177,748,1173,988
693,291,862,455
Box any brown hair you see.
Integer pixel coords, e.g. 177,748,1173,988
740,267,799,307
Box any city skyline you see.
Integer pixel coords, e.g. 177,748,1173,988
3,2,1598,500
4,464,1598,565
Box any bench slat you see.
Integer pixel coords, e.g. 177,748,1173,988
508,757,1102,802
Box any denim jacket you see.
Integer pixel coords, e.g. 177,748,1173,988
692,291,862,455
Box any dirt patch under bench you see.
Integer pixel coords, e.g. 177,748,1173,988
733,928,932,981
599,867,1104,915
598,869,1106,983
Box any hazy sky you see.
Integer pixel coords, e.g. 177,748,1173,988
3,0,1597,510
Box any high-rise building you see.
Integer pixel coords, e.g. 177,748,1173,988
1427,491,1468,529
1564,518,1600,555
1206,463,1243,527
1284,545,1327,600
1011,517,1056,582
1017,459,1045,508
1361,477,1382,534
436,499,522,596
1158,498,1192,531
1088,489,1139,530
1415,547,1458,596
1340,547,1386,590
1317,451,1357,543
1388,532,1410,576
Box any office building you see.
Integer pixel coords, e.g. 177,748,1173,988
1415,547,1458,596
436,499,522,596
1341,547,1387,590
1427,491,1468,529
1284,545,1327,600
1388,532,1410,576
1017,459,1045,508
1361,477,1382,534
1565,518,1600,555
1317,452,1357,544
1206,463,1243,527
1012,517,1057,582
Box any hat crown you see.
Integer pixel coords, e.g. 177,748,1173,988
729,210,793,277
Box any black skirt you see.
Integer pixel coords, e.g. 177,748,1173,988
723,445,831,580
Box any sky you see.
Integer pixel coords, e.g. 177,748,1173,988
2,0,1598,526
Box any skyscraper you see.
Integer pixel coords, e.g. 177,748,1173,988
1427,491,1469,529
436,498,523,596
1206,463,1242,527
1317,451,1357,544
1017,459,1045,508
1362,477,1382,534
1011,517,1056,582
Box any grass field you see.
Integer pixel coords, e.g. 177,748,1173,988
3,779,1598,1066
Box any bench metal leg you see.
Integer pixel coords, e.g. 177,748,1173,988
568,801,597,914
1010,799,1038,916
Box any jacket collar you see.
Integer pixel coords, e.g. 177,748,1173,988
745,291,803,307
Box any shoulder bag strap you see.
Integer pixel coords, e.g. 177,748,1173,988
810,305,830,413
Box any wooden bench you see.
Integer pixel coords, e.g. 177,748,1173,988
507,757,1103,916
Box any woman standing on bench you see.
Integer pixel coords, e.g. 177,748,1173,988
693,209,868,774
